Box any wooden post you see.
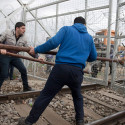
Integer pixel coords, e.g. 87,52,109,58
0,44,123,64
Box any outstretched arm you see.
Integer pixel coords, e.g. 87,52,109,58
34,26,66,54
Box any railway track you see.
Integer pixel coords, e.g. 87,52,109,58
0,83,125,125
0,83,102,102
86,110,125,125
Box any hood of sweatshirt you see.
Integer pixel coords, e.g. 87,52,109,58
73,23,87,33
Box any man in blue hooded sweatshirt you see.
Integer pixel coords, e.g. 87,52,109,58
18,17,97,125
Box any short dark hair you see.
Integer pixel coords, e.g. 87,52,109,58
15,22,25,30
74,16,86,25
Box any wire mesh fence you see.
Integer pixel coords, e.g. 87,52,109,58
110,0,125,93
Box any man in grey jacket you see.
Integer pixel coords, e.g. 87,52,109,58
0,22,34,92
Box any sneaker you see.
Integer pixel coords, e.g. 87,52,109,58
23,86,34,92
18,117,32,125
76,120,84,125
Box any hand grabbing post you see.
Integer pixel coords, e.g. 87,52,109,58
119,56,125,65
38,56,44,64
29,46,35,55
0,49,7,55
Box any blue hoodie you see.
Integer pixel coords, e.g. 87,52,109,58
35,23,97,69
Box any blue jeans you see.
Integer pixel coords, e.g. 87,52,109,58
26,64,84,124
0,55,29,88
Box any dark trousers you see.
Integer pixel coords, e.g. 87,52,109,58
26,64,84,124
0,55,29,88
9,64,14,79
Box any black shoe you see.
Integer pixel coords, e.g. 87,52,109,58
18,117,32,125
23,86,34,92
76,120,84,125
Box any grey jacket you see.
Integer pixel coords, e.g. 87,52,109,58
0,29,38,58
0,29,28,47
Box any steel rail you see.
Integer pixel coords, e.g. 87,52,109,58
26,5,109,22
0,83,102,102
27,0,69,12
85,110,125,125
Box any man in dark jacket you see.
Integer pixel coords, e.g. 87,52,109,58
18,17,97,125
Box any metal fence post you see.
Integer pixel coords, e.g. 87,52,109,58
56,3,59,33
22,5,27,66
104,0,113,86
85,0,88,21
33,9,38,77
111,0,120,88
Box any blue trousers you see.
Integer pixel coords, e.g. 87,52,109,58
26,64,84,123
0,55,29,88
